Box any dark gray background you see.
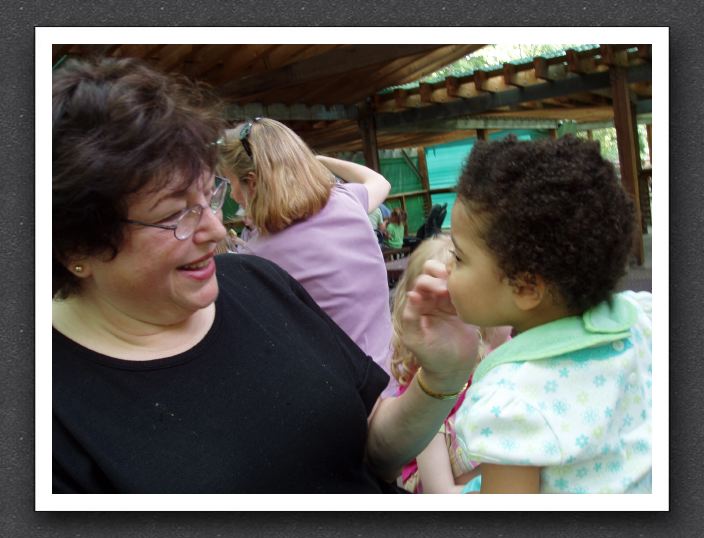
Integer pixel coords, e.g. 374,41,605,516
2,1,700,536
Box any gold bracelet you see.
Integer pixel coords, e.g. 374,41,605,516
415,367,468,400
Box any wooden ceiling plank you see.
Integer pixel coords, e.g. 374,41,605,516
219,44,460,97
367,45,485,91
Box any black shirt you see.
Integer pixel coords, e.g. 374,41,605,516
53,254,392,493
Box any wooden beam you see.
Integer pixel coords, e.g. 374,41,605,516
610,64,644,264
376,63,651,130
358,98,380,172
416,148,432,215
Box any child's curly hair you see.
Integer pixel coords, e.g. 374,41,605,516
456,135,636,313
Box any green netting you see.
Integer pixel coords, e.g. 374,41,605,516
424,129,548,191
381,157,423,195
423,129,550,229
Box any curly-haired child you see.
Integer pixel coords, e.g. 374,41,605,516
401,136,652,493
391,235,511,493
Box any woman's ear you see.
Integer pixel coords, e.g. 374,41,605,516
511,274,546,311
243,172,257,199
66,259,93,279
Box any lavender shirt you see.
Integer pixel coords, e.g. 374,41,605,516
242,183,397,397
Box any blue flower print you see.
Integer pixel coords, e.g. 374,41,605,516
572,486,588,494
480,427,493,437
576,435,589,449
607,461,623,473
491,406,501,418
544,441,559,456
583,408,598,425
622,414,634,428
501,438,517,451
553,400,568,415
497,378,516,390
593,374,606,387
641,409,647,421
544,380,558,393
594,462,603,473
565,456,576,465
576,467,589,478
634,440,650,454
554,478,569,491
604,407,613,418
559,368,570,378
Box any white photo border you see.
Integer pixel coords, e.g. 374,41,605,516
36,26,669,511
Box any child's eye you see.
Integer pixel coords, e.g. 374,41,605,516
449,249,462,264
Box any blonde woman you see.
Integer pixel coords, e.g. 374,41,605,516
390,235,512,493
219,118,398,396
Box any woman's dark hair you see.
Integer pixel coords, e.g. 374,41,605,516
456,135,636,313
53,57,225,298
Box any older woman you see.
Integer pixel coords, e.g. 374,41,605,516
52,57,475,494
218,118,398,396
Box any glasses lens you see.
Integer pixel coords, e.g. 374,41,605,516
210,177,228,212
175,206,203,240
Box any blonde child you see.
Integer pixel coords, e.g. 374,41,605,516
391,235,511,493
402,136,652,493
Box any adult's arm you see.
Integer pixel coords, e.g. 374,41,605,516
316,155,390,212
365,260,478,481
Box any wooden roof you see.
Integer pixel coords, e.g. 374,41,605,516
51,44,651,153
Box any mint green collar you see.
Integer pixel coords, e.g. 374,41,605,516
472,292,637,383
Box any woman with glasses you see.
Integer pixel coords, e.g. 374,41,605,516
218,118,399,397
52,57,474,494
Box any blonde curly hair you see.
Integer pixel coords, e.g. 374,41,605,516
390,234,506,388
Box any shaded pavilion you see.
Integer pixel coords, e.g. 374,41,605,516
52,44,653,263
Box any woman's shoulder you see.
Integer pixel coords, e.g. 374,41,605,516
215,253,291,289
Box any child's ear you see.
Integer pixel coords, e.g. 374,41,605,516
511,274,547,311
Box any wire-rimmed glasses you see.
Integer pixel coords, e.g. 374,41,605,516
124,176,230,240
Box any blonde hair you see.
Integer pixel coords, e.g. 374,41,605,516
218,118,333,234
390,235,456,387
390,235,500,388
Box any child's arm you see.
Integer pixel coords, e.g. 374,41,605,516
416,433,465,493
316,155,391,212
479,464,541,493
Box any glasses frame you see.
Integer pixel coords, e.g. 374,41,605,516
124,176,231,241
239,117,262,160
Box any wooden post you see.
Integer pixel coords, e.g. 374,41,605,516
417,147,432,215
609,63,644,264
476,128,487,141
358,97,380,172
548,128,558,140
645,123,652,165
587,129,593,141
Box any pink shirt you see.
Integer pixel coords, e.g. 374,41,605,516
242,183,397,397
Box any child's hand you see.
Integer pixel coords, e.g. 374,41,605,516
402,260,479,382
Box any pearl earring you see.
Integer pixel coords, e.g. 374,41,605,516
74,265,84,273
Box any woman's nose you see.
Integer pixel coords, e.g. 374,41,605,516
193,206,226,244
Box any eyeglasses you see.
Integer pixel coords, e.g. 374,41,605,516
239,117,262,160
124,176,230,241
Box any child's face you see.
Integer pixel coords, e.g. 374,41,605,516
447,203,516,328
